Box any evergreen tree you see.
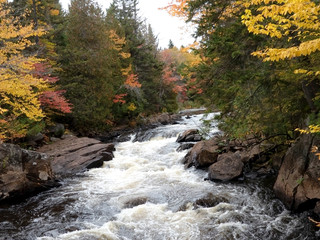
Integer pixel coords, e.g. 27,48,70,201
168,39,174,49
111,0,176,114
59,0,117,134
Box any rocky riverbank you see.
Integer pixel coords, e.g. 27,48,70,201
176,128,320,217
2,109,319,221
0,136,115,203
0,109,206,204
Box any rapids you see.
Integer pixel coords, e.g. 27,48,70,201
0,113,318,239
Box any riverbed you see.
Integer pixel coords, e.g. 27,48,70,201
0,113,318,239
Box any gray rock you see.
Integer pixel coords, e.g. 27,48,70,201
27,132,44,143
0,144,56,202
124,197,148,208
176,129,202,143
183,139,220,168
101,151,114,161
48,123,65,138
273,134,320,212
176,143,195,152
208,152,244,181
37,136,115,177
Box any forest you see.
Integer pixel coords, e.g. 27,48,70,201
164,0,320,144
1,0,320,238
0,0,319,147
0,0,201,142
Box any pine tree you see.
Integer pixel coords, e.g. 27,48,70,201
59,0,116,133
168,39,174,49
111,0,175,114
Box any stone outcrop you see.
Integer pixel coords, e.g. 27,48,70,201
273,134,320,212
37,136,115,177
181,133,278,181
208,152,244,181
182,139,220,168
0,136,115,203
176,129,202,143
0,144,56,202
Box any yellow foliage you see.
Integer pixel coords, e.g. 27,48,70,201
0,0,47,140
295,125,320,134
242,0,320,62
50,9,60,16
127,103,137,111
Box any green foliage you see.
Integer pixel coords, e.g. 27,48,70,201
177,0,311,142
111,0,169,114
58,0,116,133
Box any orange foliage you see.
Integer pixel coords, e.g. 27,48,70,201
124,73,142,89
161,0,190,18
113,93,127,104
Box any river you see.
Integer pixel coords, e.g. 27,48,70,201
0,113,318,239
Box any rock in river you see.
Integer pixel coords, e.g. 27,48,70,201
37,136,115,178
208,152,244,181
176,129,202,143
183,139,220,168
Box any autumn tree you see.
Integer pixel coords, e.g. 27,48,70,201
160,46,201,107
242,0,320,131
164,0,309,141
105,4,144,122
0,0,48,140
59,0,124,133
9,0,71,130
111,0,168,114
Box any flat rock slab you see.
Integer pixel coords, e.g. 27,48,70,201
37,136,115,177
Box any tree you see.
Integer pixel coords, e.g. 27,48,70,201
9,0,71,132
164,0,310,141
112,0,168,114
59,0,117,133
0,0,48,140
242,0,320,130
168,39,174,49
160,46,202,107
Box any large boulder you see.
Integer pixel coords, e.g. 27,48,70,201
37,136,115,177
0,144,56,202
176,129,202,143
273,134,320,212
183,139,220,168
208,152,244,181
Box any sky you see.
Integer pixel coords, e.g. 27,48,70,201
59,0,195,49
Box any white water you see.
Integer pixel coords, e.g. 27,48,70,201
0,113,317,239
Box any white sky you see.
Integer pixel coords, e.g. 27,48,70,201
59,0,195,49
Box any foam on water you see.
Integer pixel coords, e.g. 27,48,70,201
0,112,318,240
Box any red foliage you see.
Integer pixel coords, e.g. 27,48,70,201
33,63,72,113
162,66,180,85
113,93,128,104
39,90,72,113
33,63,59,83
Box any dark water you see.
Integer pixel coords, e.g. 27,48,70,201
1,113,319,240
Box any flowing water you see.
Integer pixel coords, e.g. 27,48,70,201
0,113,318,240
